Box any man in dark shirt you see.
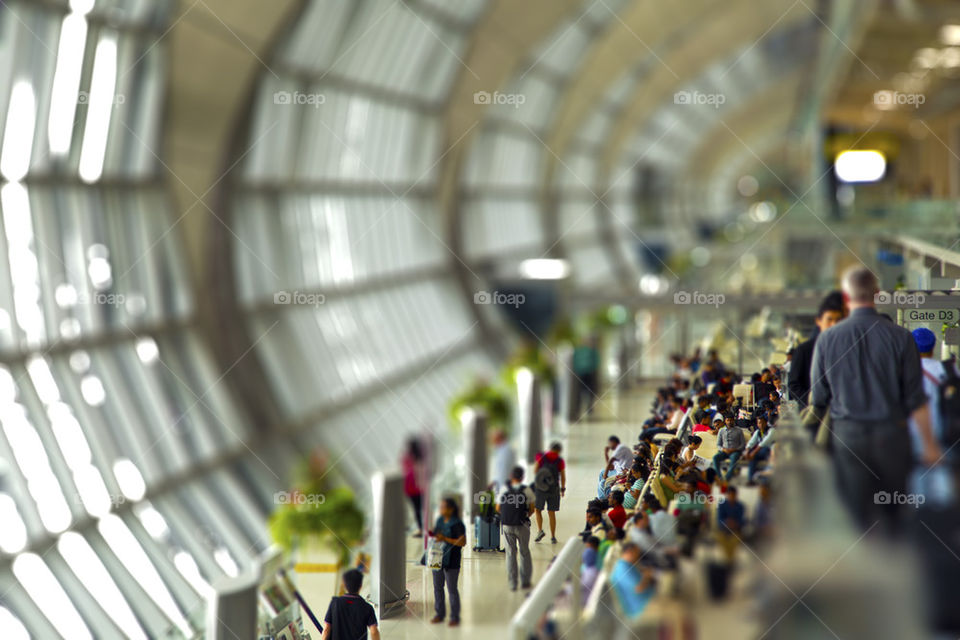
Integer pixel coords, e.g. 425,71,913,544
788,291,844,415
810,267,941,533
322,569,379,640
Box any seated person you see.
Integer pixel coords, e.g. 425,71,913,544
742,415,777,485
584,507,609,539
692,395,716,426
622,461,650,510
679,435,712,473
607,490,628,529
609,543,656,619
712,419,747,483
758,390,780,417
604,435,635,475
581,545,600,606
598,526,624,565
653,440,685,506
642,493,679,567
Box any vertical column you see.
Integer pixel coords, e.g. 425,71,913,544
206,571,259,639
370,471,407,618
518,369,544,463
462,411,488,519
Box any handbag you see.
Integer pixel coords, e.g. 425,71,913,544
426,537,444,570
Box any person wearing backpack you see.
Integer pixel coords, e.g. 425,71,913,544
533,442,566,544
496,466,535,591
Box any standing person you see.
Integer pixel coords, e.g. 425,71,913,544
716,486,746,562
572,336,600,420
491,429,516,493
429,497,466,627
811,266,941,534
788,291,844,414
909,328,949,462
533,442,566,544
321,569,380,640
401,438,425,537
496,466,535,591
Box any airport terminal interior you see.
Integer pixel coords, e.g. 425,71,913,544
3,0,960,638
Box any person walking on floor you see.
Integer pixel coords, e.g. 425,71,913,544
321,569,380,640
810,266,941,535
401,438,425,537
497,465,535,591
429,497,466,627
533,441,567,544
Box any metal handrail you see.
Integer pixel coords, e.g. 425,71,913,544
509,535,585,640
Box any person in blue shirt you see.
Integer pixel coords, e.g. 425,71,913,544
716,486,746,562
609,542,655,619
429,497,466,627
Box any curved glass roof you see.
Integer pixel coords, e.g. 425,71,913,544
0,0,826,635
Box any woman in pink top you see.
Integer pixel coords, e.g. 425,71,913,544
402,438,425,537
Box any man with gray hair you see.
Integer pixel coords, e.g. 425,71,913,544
810,265,941,533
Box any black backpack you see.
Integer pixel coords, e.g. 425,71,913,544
499,485,530,526
534,456,560,493
938,359,960,452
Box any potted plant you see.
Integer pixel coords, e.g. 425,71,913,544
268,451,365,566
447,377,512,430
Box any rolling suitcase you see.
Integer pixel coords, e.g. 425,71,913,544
473,514,502,551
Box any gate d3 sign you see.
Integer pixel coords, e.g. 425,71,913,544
904,308,960,324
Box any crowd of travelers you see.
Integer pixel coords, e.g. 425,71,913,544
338,265,959,640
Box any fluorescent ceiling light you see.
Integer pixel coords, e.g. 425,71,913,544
0,81,36,182
48,13,89,155
835,150,886,183
942,24,960,46
78,35,118,183
518,258,570,280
